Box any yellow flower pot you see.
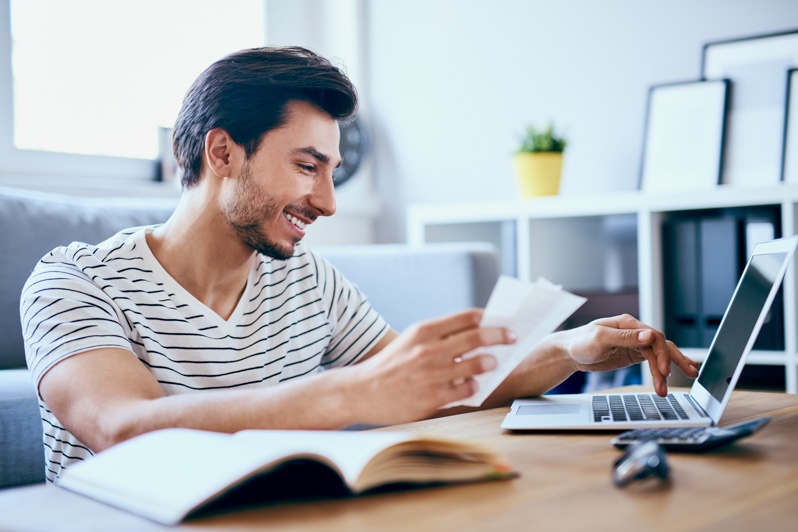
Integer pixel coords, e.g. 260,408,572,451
514,152,563,197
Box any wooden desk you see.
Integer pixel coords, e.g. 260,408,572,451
2,388,797,531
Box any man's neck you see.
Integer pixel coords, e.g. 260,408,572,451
146,189,256,321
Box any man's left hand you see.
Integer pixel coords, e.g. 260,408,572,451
556,314,700,396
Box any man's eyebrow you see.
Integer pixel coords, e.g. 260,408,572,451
294,147,342,168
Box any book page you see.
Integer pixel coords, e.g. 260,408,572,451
231,430,414,487
232,430,511,492
57,428,305,525
447,276,586,407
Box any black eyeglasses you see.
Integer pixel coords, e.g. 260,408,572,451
612,440,670,488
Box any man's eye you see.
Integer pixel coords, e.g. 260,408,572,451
299,164,315,173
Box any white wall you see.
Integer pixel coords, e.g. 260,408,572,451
265,0,381,245
364,0,798,242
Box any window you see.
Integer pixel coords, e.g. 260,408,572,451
1,0,264,180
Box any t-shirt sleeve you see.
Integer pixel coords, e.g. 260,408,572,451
309,251,390,368
21,252,136,391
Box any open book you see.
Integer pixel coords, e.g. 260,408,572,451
57,428,515,525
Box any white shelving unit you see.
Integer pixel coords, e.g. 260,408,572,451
407,185,798,393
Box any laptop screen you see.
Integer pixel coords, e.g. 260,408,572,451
697,251,788,402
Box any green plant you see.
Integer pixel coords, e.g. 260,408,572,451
517,123,567,153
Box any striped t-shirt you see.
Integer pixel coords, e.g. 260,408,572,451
20,226,389,482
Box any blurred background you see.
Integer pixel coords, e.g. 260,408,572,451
1,0,797,243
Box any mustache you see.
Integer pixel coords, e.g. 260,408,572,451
285,204,318,223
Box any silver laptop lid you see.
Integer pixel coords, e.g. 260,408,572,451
689,236,797,424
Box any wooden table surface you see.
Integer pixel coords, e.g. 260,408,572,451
2,387,797,531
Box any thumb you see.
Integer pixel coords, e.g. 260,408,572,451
609,327,652,347
636,329,654,345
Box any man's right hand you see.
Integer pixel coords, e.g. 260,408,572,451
348,309,516,425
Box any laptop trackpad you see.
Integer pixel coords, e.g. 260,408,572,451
517,404,581,415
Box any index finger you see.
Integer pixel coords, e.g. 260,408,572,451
647,329,674,377
436,326,517,361
641,329,699,379
666,340,700,378
639,347,667,396
409,308,485,341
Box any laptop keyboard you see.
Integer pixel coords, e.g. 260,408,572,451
592,394,690,423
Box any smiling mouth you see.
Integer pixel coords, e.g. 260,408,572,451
284,211,308,230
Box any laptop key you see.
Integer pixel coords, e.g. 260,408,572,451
609,395,628,422
623,395,645,421
592,396,610,422
667,394,689,420
652,396,679,420
636,395,662,420
593,394,682,424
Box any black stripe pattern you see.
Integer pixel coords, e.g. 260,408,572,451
21,227,388,482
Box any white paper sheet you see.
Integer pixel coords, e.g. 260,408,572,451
446,276,586,408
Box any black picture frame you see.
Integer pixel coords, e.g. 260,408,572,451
639,79,729,193
702,29,798,186
783,68,798,184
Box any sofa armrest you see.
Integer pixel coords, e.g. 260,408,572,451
0,369,45,488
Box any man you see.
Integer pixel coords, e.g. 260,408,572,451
21,47,698,482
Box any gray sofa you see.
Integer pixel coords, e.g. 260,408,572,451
0,186,499,490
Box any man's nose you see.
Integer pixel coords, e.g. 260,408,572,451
309,173,337,217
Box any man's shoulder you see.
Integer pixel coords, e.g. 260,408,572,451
36,225,151,271
96,225,151,248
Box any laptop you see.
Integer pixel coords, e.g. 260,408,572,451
501,235,798,431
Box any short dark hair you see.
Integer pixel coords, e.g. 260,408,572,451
172,46,358,188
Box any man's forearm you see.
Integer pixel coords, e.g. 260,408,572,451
138,369,361,430
479,332,576,409
41,347,370,454
101,366,367,449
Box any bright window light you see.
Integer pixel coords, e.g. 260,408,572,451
10,0,264,160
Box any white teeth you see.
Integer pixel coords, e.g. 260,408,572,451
285,212,306,229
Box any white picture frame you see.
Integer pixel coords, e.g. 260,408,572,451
640,80,729,194
702,30,798,187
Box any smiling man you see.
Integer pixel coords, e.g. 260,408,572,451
20,47,698,483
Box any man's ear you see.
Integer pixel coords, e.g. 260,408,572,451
204,128,240,179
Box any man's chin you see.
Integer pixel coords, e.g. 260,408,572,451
252,240,298,261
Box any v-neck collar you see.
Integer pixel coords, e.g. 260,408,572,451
135,227,257,334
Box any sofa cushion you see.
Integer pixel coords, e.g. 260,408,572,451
316,242,499,332
0,187,177,369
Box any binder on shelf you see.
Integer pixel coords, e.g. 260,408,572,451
662,208,784,351
699,217,742,346
662,218,700,347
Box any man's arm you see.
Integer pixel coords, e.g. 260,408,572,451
480,314,700,408
40,346,364,452
39,309,515,452
422,314,700,418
